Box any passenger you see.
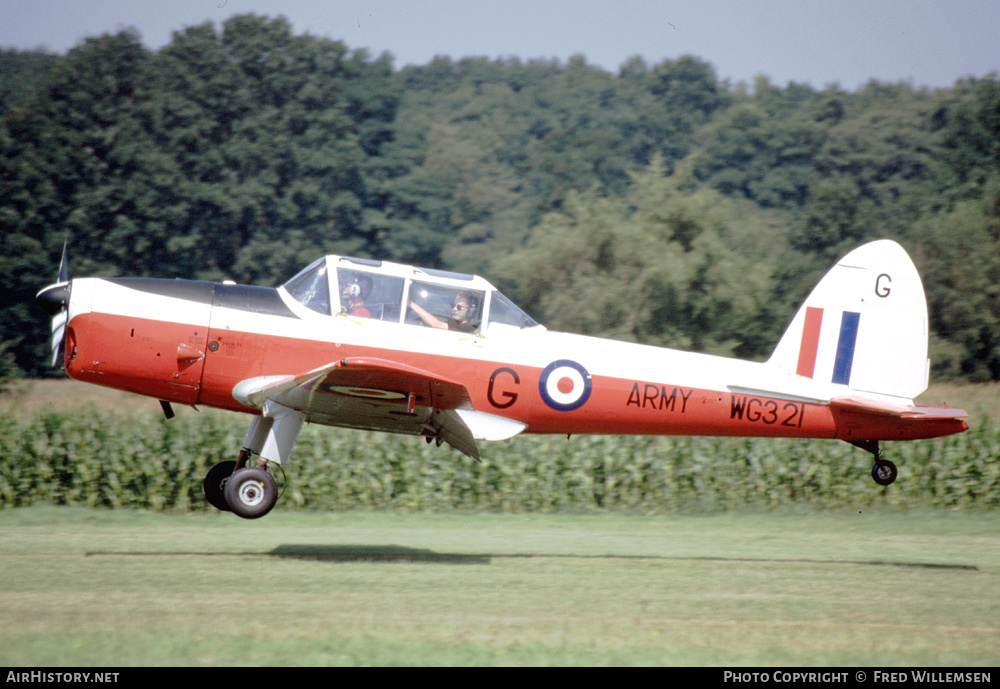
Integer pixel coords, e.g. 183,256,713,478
410,291,478,332
342,274,373,317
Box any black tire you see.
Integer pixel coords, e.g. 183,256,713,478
871,459,898,486
224,467,278,519
203,461,236,512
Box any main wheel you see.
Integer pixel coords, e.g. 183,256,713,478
224,467,278,519
871,458,898,486
203,460,236,511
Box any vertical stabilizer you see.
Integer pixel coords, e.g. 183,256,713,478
768,240,929,401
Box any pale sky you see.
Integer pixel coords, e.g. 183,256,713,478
2,0,998,91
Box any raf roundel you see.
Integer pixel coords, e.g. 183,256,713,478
538,359,592,412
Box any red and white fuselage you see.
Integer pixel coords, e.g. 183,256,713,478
57,243,968,462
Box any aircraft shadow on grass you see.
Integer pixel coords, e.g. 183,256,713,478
82,546,977,570
265,545,978,570
269,544,490,564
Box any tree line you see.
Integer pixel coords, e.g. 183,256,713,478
2,14,998,384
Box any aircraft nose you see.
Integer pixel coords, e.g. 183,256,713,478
37,282,70,316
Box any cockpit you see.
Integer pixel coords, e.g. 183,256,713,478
281,255,540,334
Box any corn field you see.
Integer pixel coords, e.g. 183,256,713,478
1,409,998,512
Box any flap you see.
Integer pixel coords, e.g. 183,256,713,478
432,409,481,461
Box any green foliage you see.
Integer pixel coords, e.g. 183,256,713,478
911,189,1000,381
1,410,996,513
0,49,58,113
0,342,17,393
494,156,788,357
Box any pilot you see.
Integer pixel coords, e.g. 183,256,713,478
410,291,478,332
341,274,373,317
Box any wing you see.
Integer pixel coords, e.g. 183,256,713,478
232,357,525,460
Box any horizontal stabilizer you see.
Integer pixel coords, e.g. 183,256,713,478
829,396,968,420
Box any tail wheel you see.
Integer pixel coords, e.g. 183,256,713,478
224,467,278,519
871,459,898,486
203,460,237,512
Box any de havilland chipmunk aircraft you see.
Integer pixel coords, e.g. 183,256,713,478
36,239,968,518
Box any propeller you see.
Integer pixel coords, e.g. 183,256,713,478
36,239,71,367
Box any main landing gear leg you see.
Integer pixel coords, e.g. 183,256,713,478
848,440,898,486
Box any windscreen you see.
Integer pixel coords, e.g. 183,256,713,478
283,259,331,315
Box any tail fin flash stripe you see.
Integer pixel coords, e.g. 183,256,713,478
796,307,824,378
832,311,861,385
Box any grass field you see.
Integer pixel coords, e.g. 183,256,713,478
0,507,997,666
